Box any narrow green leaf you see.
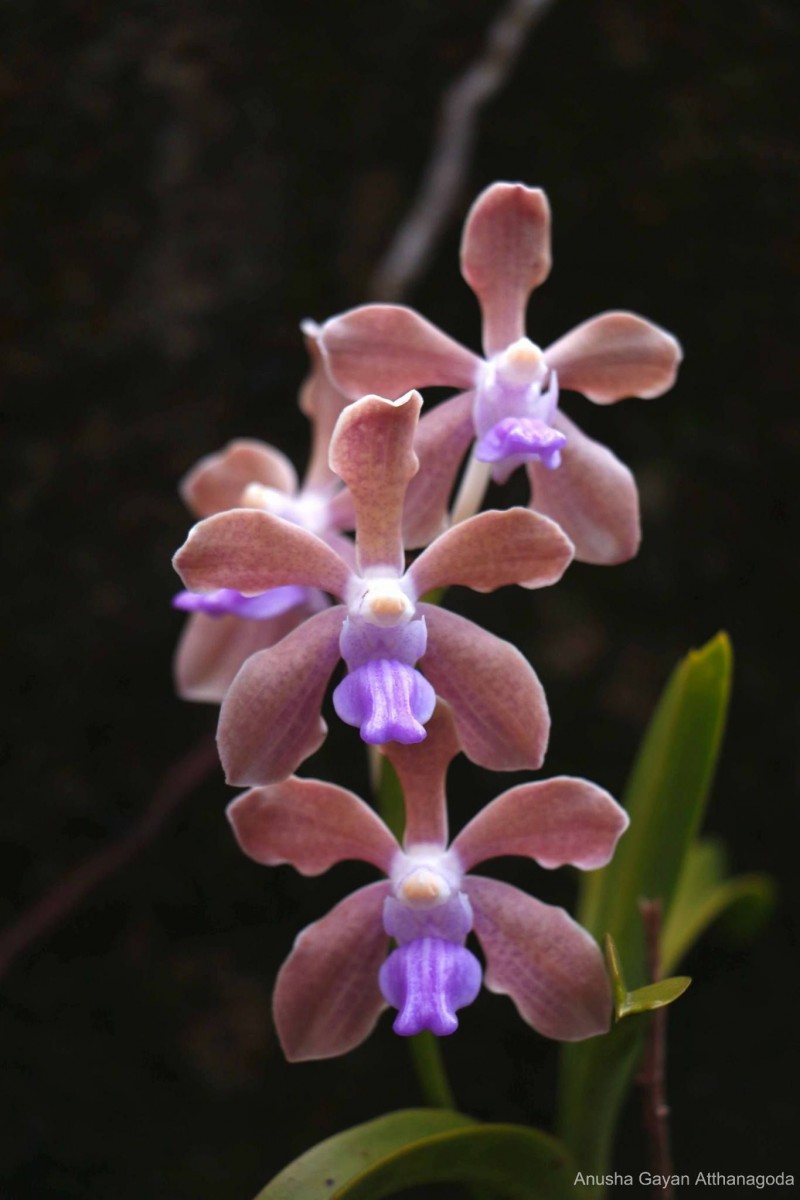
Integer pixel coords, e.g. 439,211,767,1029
255,1109,576,1200
579,632,733,986
618,976,691,1017
661,837,775,975
559,633,732,1177
604,934,691,1019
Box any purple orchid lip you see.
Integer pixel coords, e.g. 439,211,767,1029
333,659,436,745
476,417,567,470
379,937,482,1036
172,585,309,620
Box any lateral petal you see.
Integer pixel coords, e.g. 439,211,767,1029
227,777,397,874
383,701,461,848
320,304,479,399
418,604,549,771
465,876,612,1040
527,411,640,565
173,508,352,598
407,507,573,598
217,605,345,785
180,439,298,518
460,183,552,357
452,777,629,872
402,391,476,549
545,311,682,403
329,392,421,574
274,881,390,1061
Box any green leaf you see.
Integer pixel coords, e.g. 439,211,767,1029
578,632,733,986
559,632,732,1178
604,933,691,1019
255,1109,576,1200
661,837,775,975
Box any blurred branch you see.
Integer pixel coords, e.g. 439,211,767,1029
0,733,219,980
638,899,676,1199
368,0,557,302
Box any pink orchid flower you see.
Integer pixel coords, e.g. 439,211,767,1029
172,326,355,702
317,182,683,564
173,390,574,784
228,703,628,1061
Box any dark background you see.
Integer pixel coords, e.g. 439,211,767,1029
3,1,797,1196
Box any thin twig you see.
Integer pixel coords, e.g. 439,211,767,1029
368,0,557,303
638,898,675,1198
0,732,219,980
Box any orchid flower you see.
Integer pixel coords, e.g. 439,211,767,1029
172,326,355,702
317,182,683,564
227,703,628,1061
173,390,574,784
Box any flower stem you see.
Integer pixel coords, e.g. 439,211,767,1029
638,899,675,1199
450,450,492,526
409,1031,457,1109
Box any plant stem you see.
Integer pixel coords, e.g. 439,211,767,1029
638,899,675,1198
409,1031,457,1109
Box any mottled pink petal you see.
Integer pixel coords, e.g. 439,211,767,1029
299,320,353,491
329,392,421,574
173,508,352,598
452,777,629,872
545,311,682,403
320,304,479,399
418,604,549,771
173,605,307,704
402,391,476,549
383,701,461,848
180,439,298,519
465,876,611,1040
227,778,397,874
460,183,552,357
527,411,640,565
273,881,390,1061
217,605,345,785
408,507,573,599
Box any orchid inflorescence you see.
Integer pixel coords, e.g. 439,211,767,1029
171,182,681,1061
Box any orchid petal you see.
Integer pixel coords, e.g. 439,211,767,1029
227,777,397,874
545,311,682,403
465,876,612,1040
180,439,298,518
320,304,479,398
452,777,629,872
173,508,352,598
527,411,641,565
329,392,421,575
273,881,390,1061
173,605,308,704
299,320,353,491
460,183,552,357
407,507,573,598
217,605,345,785
383,701,460,848
418,604,549,771
402,390,476,548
